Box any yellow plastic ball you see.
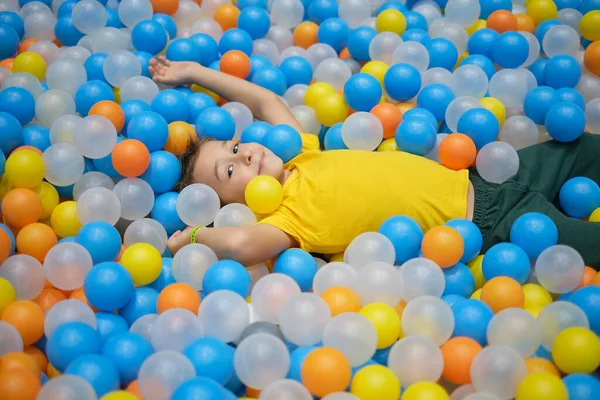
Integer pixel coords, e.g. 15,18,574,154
552,327,600,374
315,93,349,127
515,372,568,400
100,391,139,400
359,302,401,349
112,87,121,104
5,150,45,189
120,243,162,286
245,176,284,215
378,138,398,152
581,11,600,41
480,97,506,126
525,305,544,318
191,84,220,103
376,9,407,35
350,365,401,400
330,252,344,262
34,182,59,220
526,0,558,26
470,288,482,300
466,19,487,36
305,82,336,109
12,52,47,81
522,284,552,309
361,61,389,84
50,201,82,238
0,175,12,201
589,207,600,222
467,255,485,290
0,277,16,314
454,52,470,70
401,382,449,400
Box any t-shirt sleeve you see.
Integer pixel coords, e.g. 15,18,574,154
300,133,320,153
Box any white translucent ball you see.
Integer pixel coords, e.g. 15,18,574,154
46,58,86,97
120,76,159,104
0,321,23,356
341,112,384,152
138,351,196,400
285,85,308,109
476,141,520,184
222,102,254,141
35,89,76,128
103,50,142,88
542,25,580,58
486,308,541,358
198,290,250,343
445,97,482,133
91,27,131,53
77,187,122,226
24,11,57,41
118,0,153,28
322,312,377,366
520,31,541,68
279,46,309,65
388,335,444,387
170,242,218,290
214,203,257,228
251,273,301,324
0,255,45,300
499,115,539,150
322,394,360,400
292,105,321,135
248,263,270,290
176,183,221,227
20,2,51,20
37,375,97,400
59,46,92,64
72,0,107,34
0,0,19,13
201,0,231,17
557,8,583,34
392,42,429,73
43,242,93,291
77,35,94,52
421,67,456,92
44,299,97,338
463,392,500,400
450,385,476,400
279,293,331,346
339,0,371,28
401,295,455,345
190,18,223,41
344,232,395,269
42,143,85,187
267,25,294,52
356,262,404,306
234,332,290,389
259,379,312,400
4,72,43,100
444,0,480,27
74,115,117,159
399,258,445,301
344,58,361,75
470,345,527,400
306,43,338,70
369,32,402,65
29,40,60,66
129,313,157,341
113,178,155,221
150,308,204,352
49,114,81,144
270,0,304,29
412,2,442,26
0,67,10,90
453,65,488,98
173,0,201,30
124,218,168,254
312,262,358,295
431,21,468,54
576,74,600,104
585,98,600,134
489,69,529,109
315,58,352,91
253,38,280,66
535,245,585,294
73,172,115,201
537,301,589,350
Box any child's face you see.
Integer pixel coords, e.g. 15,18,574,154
192,140,285,204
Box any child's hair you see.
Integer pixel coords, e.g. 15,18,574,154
174,136,215,192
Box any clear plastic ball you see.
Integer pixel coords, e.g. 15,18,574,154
251,273,301,324
425,133,448,163
234,332,290,389
138,351,196,400
463,393,501,400
476,141,520,184
339,0,371,28
50,114,81,145
171,243,218,291
343,58,361,75
201,0,231,17
279,46,308,66
470,345,527,400
315,58,352,91
173,0,201,30
445,97,482,133
20,2,51,20
129,313,157,341
292,105,321,135
421,67,456,91
259,379,312,400
306,43,338,70
4,72,43,100
270,0,304,29
431,21,468,54
113,178,155,221
322,394,360,400
279,293,331,346
24,11,57,41
392,42,429,73
322,312,377,366
35,89,76,128
91,27,131,53
499,115,539,150
341,112,384,152
0,321,23,356
534,245,585,294
59,46,92,64
453,65,488,98
444,0,480,27
585,98,600,134
120,76,159,105
450,385,476,400
72,0,108,34
399,258,445,301
44,299,97,338
576,73,600,104
542,25,580,58
77,36,94,52
0,255,45,300
369,32,403,65
519,31,540,68
29,40,60,67
489,69,528,109
344,232,395,269
0,0,19,13
150,308,204,352
43,242,93,291
267,25,294,52
557,8,583,34
388,335,444,386
253,39,280,66
486,308,541,358
37,375,97,400
401,295,455,345
124,218,168,254
74,115,117,159
248,263,270,290
73,172,115,201
118,0,153,28
176,183,221,227
103,50,141,88
537,301,590,350
356,262,404,306
222,102,254,141
190,18,223,41
214,203,257,228
312,262,358,295
284,84,308,108
0,67,13,90
77,187,122,226
412,1,442,26
198,289,250,343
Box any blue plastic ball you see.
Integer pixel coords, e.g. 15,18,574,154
570,286,600,335
324,122,347,150
75,222,121,265
265,124,302,163
553,0,579,9
559,176,600,218
134,50,152,78
417,83,455,122
57,0,77,18
273,249,318,292
195,107,236,141
479,0,511,18
288,345,318,382
468,29,499,59
153,13,177,39
580,0,600,14
482,242,530,284
543,55,581,89
445,219,483,263
166,38,203,63
148,257,176,291
442,294,466,308
279,56,313,86
384,63,421,102
556,88,585,110
249,55,272,80
347,26,377,61
378,1,408,13
151,89,189,123
106,8,122,28
402,28,430,45
132,20,168,55
240,121,271,145
203,260,252,297
127,111,169,151
21,125,50,152
188,93,217,124
55,184,74,198
451,299,494,345
118,287,159,326
139,150,181,194
120,100,151,137
545,102,586,143
0,87,35,126
84,53,108,82
0,111,22,156
457,108,500,149
523,86,559,125
238,6,270,39
65,354,120,397
93,136,123,179
75,80,115,116
172,377,226,400
510,212,558,259
102,332,154,386
528,57,548,86
84,261,134,312
344,73,382,112
405,11,428,31
251,66,287,96
534,20,562,52
308,0,338,24
96,312,129,346
47,322,101,372
426,38,458,70
0,224,15,257
219,28,253,56
183,337,235,384
563,373,600,400
460,54,495,80
238,0,268,9
379,215,423,265
403,108,438,131
317,17,350,53
0,12,24,39
395,117,437,156
491,32,529,69
54,15,84,46
0,24,18,60
189,34,219,67
443,263,475,298
151,192,186,235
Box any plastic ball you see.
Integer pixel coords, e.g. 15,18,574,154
43,242,92,291
299,347,350,397
401,382,449,400
35,89,76,129
375,9,406,35
486,308,541,358
76,187,121,226
394,117,436,156
120,76,159,105
65,353,119,397
0,320,24,356
457,108,500,150
118,0,153,28
535,245,585,294
137,350,196,400
470,345,527,399
399,257,445,300
182,337,234,385
71,0,107,35
4,149,44,189
75,80,115,117
233,332,290,389
244,175,284,215
510,212,558,259
112,178,154,220
343,73,382,112
74,115,117,159
343,232,395,269
355,261,403,307
101,332,153,386
359,302,400,349
0,86,35,126
481,242,530,285
452,65,488,99
526,0,558,26
426,38,459,71
581,10,600,41
197,290,249,343
312,262,358,295
499,115,538,150
559,177,600,218
542,25,579,58
563,374,600,400
119,243,162,287
439,337,482,386
250,273,301,323
570,286,600,335
383,63,421,102
83,261,133,312
279,293,331,346
46,321,101,372
341,111,383,151
150,308,204,352
111,139,150,178
74,221,121,264
95,312,129,346
350,364,400,400
13,52,46,81
272,249,317,293
103,50,142,89
36,375,96,400
388,335,444,386
0,23,19,60
378,215,423,265
552,327,600,374
50,200,82,238
537,301,590,350
321,313,376,367
516,372,568,400
132,20,168,55
544,55,581,89
117,287,158,327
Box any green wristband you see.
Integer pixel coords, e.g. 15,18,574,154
190,226,204,244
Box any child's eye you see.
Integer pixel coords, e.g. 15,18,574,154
233,143,239,154
227,165,233,177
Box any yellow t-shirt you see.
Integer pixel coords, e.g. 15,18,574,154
258,134,470,254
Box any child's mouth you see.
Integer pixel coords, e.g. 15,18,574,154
258,153,265,174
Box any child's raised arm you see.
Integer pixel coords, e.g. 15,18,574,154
149,57,302,132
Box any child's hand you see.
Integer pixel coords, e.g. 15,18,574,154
167,226,195,254
149,56,198,87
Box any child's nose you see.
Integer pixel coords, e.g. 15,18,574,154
242,150,252,165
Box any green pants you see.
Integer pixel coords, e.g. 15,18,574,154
470,133,600,269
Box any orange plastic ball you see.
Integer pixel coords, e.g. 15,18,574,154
591,271,600,286
439,133,477,171
576,266,598,289
515,14,535,33
339,48,352,59
157,283,202,314
220,50,251,79
441,337,482,385
23,346,48,374
33,288,67,313
1,300,45,346
0,58,14,70
421,225,465,268
0,352,40,377
46,363,60,378
165,121,196,156
524,357,561,377
293,21,319,49
0,369,41,400
395,102,416,117
126,380,144,399
19,39,38,54
584,41,600,76
112,139,151,178
320,286,361,316
481,276,525,313
487,10,518,33
150,0,180,15
214,4,240,31
0,228,10,263
1,188,42,229
301,347,352,397
246,387,261,397
16,223,57,262
371,103,402,139
70,287,98,312
89,100,126,132
11,146,42,156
